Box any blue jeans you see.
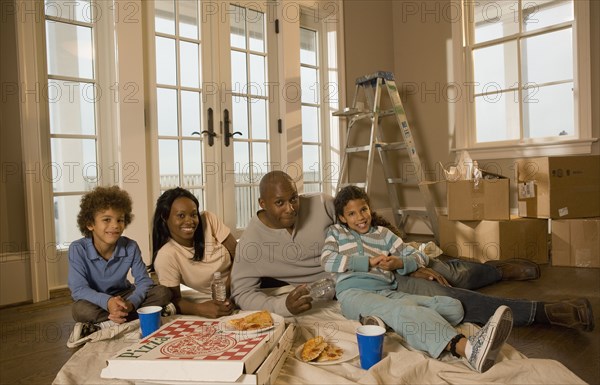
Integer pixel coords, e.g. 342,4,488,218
338,288,464,358
394,258,537,326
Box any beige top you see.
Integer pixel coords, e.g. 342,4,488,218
154,211,232,298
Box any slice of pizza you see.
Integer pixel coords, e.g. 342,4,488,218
227,310,274,331
316,343,344,362
301,336,328,362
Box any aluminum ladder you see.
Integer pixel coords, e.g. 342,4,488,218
333,71,439,241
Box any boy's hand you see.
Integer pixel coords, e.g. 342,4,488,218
107,296,131,323
378,255,403,271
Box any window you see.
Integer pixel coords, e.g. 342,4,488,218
452,0,594,158
44,0,100,248
300,25,322,193
300,9,341,195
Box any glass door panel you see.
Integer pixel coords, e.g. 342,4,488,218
153,0,208,203
218,1,276,234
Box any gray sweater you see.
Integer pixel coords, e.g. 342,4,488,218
231,193,336,316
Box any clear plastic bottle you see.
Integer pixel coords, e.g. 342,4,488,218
211,272,227,302
308,277,336,301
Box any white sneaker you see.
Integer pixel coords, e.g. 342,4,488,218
465,305,513,372
96,320,118,329
66,322,99,349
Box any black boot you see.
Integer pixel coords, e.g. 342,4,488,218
544,298,594,332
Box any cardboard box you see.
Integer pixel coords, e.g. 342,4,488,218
515,155,600,219
447,178,510,221
101,312,291,383
551,218,600,268
439,215,549,264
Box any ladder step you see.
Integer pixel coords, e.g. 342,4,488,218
397,209,429,218
356,71,395,85
379,109,396,117
333,107,369,117
375,142,407,151
336,108,395,119
346,145,371,153
386,178,418,186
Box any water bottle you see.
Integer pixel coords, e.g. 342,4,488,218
473,160,483,189
308,277,336,301
211,272,227,302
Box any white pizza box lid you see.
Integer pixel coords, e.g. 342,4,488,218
133,324,296,385
101,311,286,383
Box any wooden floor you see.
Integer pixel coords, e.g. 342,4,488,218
0,264,598,385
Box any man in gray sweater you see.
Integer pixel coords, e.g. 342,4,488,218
231,171,335,316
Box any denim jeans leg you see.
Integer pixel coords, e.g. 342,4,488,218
428,258,502,290
394,275,536,326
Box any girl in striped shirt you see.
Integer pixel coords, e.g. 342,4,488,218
321,186,513,373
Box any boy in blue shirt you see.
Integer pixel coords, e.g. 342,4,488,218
67,186,173,348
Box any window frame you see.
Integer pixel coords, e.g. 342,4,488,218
451,0,595,159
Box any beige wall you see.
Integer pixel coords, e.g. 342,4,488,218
0,0,28,252
343,0,600,224
1,0,32,304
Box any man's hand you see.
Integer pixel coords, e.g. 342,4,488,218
285,284,312,315
409,267,451,287
107,296,132,323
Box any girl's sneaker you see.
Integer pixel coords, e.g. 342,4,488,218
465,305,513,373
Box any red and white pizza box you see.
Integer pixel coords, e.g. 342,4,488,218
101,311,288,383
133,323,296,385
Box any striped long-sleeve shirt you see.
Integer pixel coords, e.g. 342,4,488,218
321,224,429,294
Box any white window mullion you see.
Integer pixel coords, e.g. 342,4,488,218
573,0,592,140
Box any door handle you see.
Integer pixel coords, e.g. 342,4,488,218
223,109,242,147
192,108,216,146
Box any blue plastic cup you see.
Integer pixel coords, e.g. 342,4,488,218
137,306,162,338
356,325,386,370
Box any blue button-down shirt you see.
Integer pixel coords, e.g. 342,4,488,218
68,236,153,310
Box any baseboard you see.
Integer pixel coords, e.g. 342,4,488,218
50,287,71,299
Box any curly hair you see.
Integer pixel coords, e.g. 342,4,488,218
334,185,403,238
77,186,134,237
151,187,205,268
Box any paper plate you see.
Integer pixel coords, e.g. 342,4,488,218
295,339,359,366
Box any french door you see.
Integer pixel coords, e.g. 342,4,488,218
149,0,279,236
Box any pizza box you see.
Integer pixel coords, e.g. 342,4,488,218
134,323,296,385
101,311,287,383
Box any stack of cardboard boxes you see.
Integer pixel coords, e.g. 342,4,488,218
439,155,599,267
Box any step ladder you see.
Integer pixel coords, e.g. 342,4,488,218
333,71,439,242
